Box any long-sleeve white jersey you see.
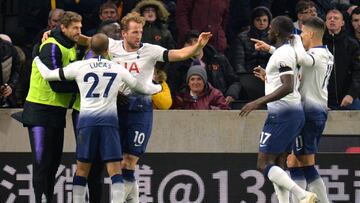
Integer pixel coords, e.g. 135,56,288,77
293,35,334,116
108,38,167,95
34,56,161,128
265,43,302,113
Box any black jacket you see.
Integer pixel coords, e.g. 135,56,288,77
323,30,360,106
0,39,20,107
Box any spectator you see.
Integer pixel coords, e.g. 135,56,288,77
167,30,240,105
294,0,318,34
350,6,360,41
323,9,360,109
32,8,65,58
152,68,172,109
133,0,176,49
86,1,119,36
172,65,230,110
0,35,20,107
229,6,272,102
226,0,271,48
176,0,230,53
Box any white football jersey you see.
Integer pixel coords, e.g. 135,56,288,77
34,57,161,128
265,44,302,112
299,46,334,112
108,38,167,95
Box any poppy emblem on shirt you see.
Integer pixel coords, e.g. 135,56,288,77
209,64,219,71
155,35,161,41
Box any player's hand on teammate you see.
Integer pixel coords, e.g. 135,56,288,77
239,100,261,117
251,38,271,52
341,95,354,107
42,30,51,42
197,32,213,48
253,66,266,82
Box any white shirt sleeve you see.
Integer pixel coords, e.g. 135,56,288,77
116,64,162,94
34,56,78,81
61,62,79,80
34,56,61,81
276,47,296,76
148,44,167,62
292,35,315,67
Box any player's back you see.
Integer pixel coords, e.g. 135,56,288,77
265,44,302,113
74,57,126,128
300,46,333,117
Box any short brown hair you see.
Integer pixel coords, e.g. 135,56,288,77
60,11,82,27
295,0,316,14
120,11,145,31
99,2,117,14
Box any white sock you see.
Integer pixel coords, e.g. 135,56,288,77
124,180,139,203
273,183,290,203
267,165,307,200
308,178,330,203
291,178,307,203
112,182,125,203
72,185,86,203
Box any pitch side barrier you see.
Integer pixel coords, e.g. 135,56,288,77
1,109,360,202
1,109,359,152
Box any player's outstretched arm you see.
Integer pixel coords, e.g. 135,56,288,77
34,56,62,81
250,38,275,54
291,35,315,67
118,66,162,95
168,32,212,62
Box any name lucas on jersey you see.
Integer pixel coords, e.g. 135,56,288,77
90,61,112,69
90,61,141,74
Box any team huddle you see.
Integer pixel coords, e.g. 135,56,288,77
21,6,332,203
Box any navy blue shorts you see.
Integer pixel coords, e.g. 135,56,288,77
118,95,153,157
293,119,326,155
259,109,305,154
76,126,122,162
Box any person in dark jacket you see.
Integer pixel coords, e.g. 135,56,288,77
133,0,176,49
228,6,272,101
172,65,229,109
0,35,20,107
176,0,229,53
323,9,360,109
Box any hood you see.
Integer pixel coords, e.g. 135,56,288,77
133,0,170,21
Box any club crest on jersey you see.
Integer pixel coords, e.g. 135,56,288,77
124,62,140,73
90,62,111,69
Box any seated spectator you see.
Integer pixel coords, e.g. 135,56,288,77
293,0,317,34
86,1,119,36
0,35,20,107
133,0,176,49
167,30,240,105
172,65,229,110
229,6,271,101
32,8,65,58
152,67,172,109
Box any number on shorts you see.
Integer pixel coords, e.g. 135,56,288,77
134,131,145,146
259,132,271,145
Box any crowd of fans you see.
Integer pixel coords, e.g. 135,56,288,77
1,0,360,110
